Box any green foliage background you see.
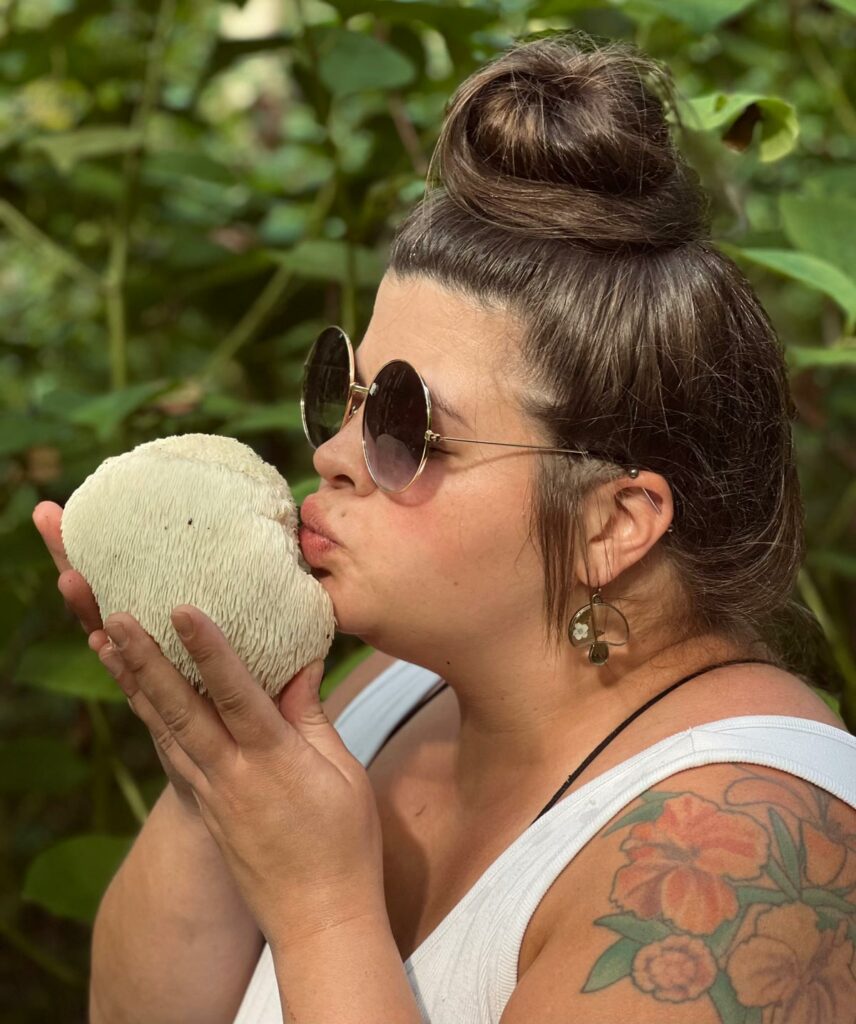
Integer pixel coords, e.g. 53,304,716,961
1,0,855,1017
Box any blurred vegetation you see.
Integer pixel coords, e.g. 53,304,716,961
1,0,855,1017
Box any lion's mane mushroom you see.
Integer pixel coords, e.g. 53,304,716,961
60,433,336,700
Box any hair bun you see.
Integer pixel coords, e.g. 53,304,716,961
427,33,708,250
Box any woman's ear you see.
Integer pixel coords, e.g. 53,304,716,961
572,471,673,588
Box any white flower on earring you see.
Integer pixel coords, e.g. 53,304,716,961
573,621,589,641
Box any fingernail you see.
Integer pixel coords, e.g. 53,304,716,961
172,610,194,639
105,622,127,649
100,645,125,679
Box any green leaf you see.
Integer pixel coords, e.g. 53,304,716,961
825,0,856,13
24,126,144,174
270,239,387,288
709,971,751,1022
221,402,303,436
22,834,134,924
709,910,747,959
322,644,376,703
16,640,125,703
0,737,91,794
593,913,671,944
680,91,799,162
143,150,237,187
801,887,856,913
581,936,640,993
808,549,856,578
725,247,856,326
613,0,759,33
329,0,496,32
198,392,246,420
0,481,40,535
290,475,322,507
787,345,856,370
67,380,178,442
0,414,75,458
735,885,791,907
768,809,801,891
316,28,416,99
603,791,675,835
204,31,299,78
764,856,800,900
780,194,856,281
259,202,315,246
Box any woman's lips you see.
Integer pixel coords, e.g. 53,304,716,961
299,525,339,565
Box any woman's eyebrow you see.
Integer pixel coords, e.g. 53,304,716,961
354,350,471,430
426,385,471,431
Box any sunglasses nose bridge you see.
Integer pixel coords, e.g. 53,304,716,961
346,381,372,420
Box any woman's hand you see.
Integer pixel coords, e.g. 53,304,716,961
33,501,105,638
97,606,386,949
32,501,204,818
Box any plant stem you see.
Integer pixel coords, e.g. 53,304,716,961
198,172,338,388
293,0,358,335
104,0,177,395
199,263,295,387
798,568,856,728
87,701,149,826
0,916,86,989
798,36,856,137
0,200,102,289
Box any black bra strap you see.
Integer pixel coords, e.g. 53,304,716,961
531,657,780,824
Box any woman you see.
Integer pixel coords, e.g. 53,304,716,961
36,32,856,1024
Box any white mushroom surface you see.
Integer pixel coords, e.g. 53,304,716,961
61,433,336,700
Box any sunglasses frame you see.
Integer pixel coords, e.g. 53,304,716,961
301,325,662,511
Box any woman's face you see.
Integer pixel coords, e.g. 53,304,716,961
305,272,552,663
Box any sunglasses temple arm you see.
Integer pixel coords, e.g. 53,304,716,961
429,434,662,515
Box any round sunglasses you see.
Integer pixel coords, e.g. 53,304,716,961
300,325,662,506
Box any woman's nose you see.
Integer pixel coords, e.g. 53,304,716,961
311,397,375,491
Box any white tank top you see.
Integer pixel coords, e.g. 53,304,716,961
232,658,856,1024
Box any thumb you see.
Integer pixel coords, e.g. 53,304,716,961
277,659,325,719
276,659,354,764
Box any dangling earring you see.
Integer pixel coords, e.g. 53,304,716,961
568,586,630,666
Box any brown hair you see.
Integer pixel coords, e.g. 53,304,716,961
386,31,830,682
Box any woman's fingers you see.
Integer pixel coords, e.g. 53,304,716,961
98,644,204,792
103,615,232,774
32,502,70,574
58,569,104,634
33,502,104,633
88,629,110,653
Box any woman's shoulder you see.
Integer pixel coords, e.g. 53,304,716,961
631,659,845,752
503,671,856,1023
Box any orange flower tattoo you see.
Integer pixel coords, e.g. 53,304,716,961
611,792,769,933
726,766,856,891
727,902,856,1023
632,934,717,1002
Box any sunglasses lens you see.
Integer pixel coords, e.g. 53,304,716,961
301,327,351,448
364,361,429,491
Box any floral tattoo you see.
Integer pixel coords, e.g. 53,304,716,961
581,765,856,1022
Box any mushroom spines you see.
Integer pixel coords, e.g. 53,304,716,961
61,433,335,699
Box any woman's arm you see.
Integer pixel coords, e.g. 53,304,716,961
269,912,422,1024
90,783,264,1024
